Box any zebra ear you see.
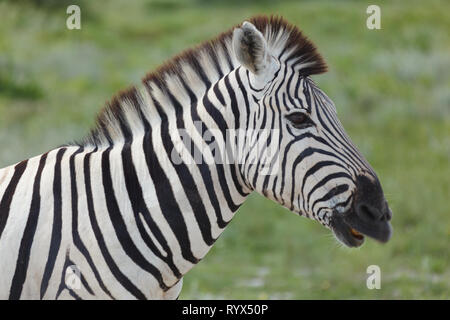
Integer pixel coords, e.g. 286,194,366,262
232,21,269,75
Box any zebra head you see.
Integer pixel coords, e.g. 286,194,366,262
231,19,392,247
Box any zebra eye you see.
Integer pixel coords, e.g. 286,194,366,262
285,112,314,129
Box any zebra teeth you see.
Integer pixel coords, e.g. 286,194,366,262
350,228,364,240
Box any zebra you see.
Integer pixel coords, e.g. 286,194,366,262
0,16,392,300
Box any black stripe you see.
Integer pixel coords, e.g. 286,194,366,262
213,82,225,106
235,70,254,191
261,98,279,195
198,93,242,213
313,89,367,171
144,94,199,264
290,150,351,211
280,143,341,203
79,269,94,295
316,192,353,218
181,78,228,228
303,78,312,111
69,147,114,299
121,143,182,278
83,150,146,299
0,160,28,241
9,153,48,299
252,97,274,188
311,184,350,212
224,74,240,130
306,172,353,209
300,160,347,202
40,148,67,299
245,69,265,92
235,70,251,129
101,147,168,290
223,74,251,199
159,91,216,247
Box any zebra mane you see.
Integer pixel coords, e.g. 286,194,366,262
77,15,327,147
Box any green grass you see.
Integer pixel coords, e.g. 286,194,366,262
0,0,448,299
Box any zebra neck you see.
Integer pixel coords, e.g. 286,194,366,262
89,72,252,281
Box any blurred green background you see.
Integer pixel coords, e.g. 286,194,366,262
0,0,449,299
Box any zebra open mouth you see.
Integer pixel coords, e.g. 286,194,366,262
330,216,366,247
330,209,392,248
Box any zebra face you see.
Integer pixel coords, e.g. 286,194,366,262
233,21,392,247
